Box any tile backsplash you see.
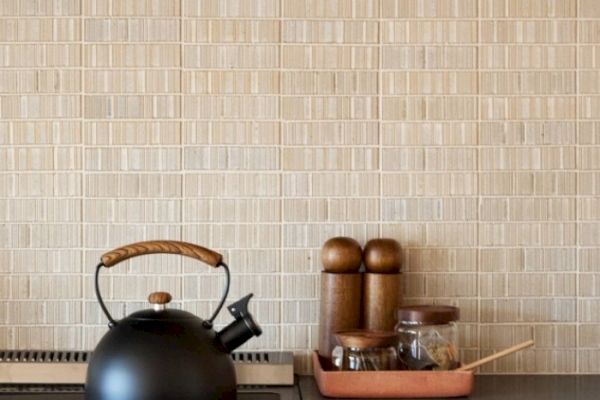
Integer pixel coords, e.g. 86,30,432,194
1,0,599,374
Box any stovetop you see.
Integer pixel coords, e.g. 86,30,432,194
0,384,300,400
0,350,298,399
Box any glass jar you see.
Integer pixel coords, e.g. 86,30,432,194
395,305,459,370
331,330,398,371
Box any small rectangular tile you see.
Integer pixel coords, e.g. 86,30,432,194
0,95,81,119
481,20,576,44
381,0,477,18
184,0,280,17
283,20,378,44
480,45,576,69
85,18,180,42
184,95,278,119
382,46,477,69
109,0,181,16
10,0,81,16
184,45,278,69
481,0,576,17
184,121,280,145
84,95,180,119
0,18,81,42
184,71,279,94
382,21,478,44
283,121,378,145
85,44,180,67
282,45,378,69
283,0,354,18
184,20,280,43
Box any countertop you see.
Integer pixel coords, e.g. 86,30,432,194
1,376,599,399
298,375,600,400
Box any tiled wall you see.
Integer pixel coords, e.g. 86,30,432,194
1,0,599,374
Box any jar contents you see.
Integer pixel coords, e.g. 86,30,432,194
395,305,460,371
332,330,398,371
332,345,397,371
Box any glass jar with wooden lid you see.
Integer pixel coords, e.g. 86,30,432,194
331,330,398,371
395,305,460,370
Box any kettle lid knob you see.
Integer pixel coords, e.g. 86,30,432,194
148,291,172,311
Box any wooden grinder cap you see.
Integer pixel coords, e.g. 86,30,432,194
321,237,363,273
363,238,402,273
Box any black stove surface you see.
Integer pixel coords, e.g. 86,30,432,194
0,396,82,399
0,384,295,400
0,384,83,398
0,395,281,400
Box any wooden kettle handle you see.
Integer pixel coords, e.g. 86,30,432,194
101,240,223,268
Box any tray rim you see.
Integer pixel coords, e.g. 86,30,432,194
312,351,474,398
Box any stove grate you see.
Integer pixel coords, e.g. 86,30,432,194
0,384,85,393
0,351,89,363
0,350,294,386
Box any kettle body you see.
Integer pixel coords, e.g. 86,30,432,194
85,241,262,400
86,309,237,400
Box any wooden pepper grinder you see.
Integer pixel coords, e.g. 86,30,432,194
362,238,402,331
318,237,363,358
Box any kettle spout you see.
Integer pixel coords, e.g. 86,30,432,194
217,294,262,353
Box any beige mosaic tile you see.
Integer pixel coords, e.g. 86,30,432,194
1,0,600,374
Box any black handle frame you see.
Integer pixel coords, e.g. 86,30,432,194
94,260,231,329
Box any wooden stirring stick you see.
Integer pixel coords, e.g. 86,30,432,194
456,340,535,371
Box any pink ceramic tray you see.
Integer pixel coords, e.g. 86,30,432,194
312,351,474,398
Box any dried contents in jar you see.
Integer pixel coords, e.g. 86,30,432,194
402,328,459,370
395,305,460,370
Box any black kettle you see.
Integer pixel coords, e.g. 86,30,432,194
85,240,262,400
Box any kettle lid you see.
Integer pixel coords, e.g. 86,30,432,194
125,291,198,322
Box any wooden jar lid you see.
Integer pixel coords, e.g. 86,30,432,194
396,305,459,324
334,330,398,349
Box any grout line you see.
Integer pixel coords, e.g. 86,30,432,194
5,143,578,149
4,118,584,122
0,169,585,175
0,93,584,98
4,16,594,21
0,170,586,177
279,0,284,353
2,67,587,72
378,0,383,239
3,41,583,46
4,40,584,45
80,0,86,351
0,222,580,227
2,270,580,277
179,0,185,310
477,0,482,366
575,0,580,374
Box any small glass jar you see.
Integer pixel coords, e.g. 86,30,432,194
395,305,459,370
331,330,398,371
